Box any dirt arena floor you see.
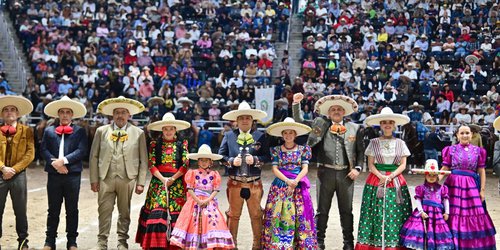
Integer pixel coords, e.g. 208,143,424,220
1,163,499,250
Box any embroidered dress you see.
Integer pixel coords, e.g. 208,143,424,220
170,169,235,250
400,183,454,250
355,138,412,250
136,138,189,249
261,145,318,249
441,144,496,250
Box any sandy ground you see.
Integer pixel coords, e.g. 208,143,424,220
1,164,499,250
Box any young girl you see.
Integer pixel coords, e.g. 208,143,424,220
170,144,235,250
400,159,454,250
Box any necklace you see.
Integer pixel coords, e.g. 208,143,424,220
283,143,296,150
380,137,391,151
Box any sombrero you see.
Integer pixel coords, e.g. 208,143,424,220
266,117,312,137
44,96,87,118
177,97,194,105
365,107,410,126
148,112,191,131
314,95,358,116
147,96,165,106
222,101,267,121
0,95,33,117
408,102,424,109
97,96,145,116
412,159,451,175
187,144,223,160
494,116,500,131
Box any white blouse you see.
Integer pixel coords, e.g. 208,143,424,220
365,138,410,165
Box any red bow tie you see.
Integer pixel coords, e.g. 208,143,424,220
1,125,16,137
56,125,73,135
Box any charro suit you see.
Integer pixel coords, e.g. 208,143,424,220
40,124,87,249
293,104,364,249
89,123,148,249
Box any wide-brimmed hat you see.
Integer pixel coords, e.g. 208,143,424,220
97,96,145,116
44,96,87,118
187,144,223,160
222,101,267,121
60,75,71,81
147,96,165,106
266,117,312,137
458,106,468,112
274,98,288,105
409,102,424,109
177,97,194,105
365,107,410,126
412,159,451,175
494,116,500,131
314,95,358,116
148,112,190,131
0,95,33,117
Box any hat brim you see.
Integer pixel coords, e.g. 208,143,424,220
266,122,312,137
97,97,145,116
147,97,165,105
365,113,410,126
314,95,358,116
411,169,451,175
0,96,34,117
222,109,267,121
494,116,500,131
44,99,87,118
187,153,223,160
409,104,424,109
148,120,191,131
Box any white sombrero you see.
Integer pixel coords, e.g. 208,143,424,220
266,117,311,137
314,95,358,116
365,107,410,126
148,112,191,131
187,144,223,160
412,159,451,175
0,95,33,116
493,116,500,131
97,96,145,116
44,96,87,118
408,102,424,109
177,96,194,105
222,101,267,121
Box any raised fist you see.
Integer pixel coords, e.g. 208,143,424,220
293,93,304,104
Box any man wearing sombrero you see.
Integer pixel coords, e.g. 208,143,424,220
40,96,88,250
89,96,148,250
408,101,424,122
0,95,34,250
292,93,364,250
218,101,269,250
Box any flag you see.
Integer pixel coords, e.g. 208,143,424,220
255,86,275,125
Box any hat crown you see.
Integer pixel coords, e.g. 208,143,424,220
60,96,71,101
412,102,419,106
238,101,252,111
283,117,296,123
424,159,439,172
380,107,395,115
162,112,176,121
197,144,213,155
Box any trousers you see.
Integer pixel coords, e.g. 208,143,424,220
0,171,28,243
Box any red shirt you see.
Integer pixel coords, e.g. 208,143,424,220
154,66,167,77
257,58,272,69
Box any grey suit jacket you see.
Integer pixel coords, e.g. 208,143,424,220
89,123,148,186
292,103,364,169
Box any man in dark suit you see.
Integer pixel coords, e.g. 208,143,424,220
41,96,88,250
218,101,269,250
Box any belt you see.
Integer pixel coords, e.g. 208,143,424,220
322,164,348,170
229,176,261,183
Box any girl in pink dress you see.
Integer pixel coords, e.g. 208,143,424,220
170,144,235,250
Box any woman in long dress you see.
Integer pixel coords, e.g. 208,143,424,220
136,113,191,249
440,124,496,249
355,107,412,250
261,118,318,249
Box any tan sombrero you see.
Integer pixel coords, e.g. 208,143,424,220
44,96,87,118
314,95,358,116
266,117,312,137
494,116,500,131
187,144,223,160
148,112,191,131
97,96,145,116
409,102,424,109
412,159,451,175
222,101,267,121
147,96,165,106
365,107,410,126
177,96,194,105
0,95,33,116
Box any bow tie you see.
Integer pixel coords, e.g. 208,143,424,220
237,132,254,145
330,123,347,135
111,129,128,142
1,125,16,137
55,125,73,135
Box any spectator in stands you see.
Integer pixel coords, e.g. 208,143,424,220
456,106,472,124
408,102,424,122
441,83,455,103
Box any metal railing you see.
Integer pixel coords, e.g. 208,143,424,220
0,10,27,93
285,1,293,52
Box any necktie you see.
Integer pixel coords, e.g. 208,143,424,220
330,123,346,135
111,129,128,142
237,132,255,145
55,125,73,135
1,125,16,137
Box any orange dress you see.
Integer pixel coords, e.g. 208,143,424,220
170,169,235,250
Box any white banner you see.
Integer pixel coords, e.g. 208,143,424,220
255,86,275,125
